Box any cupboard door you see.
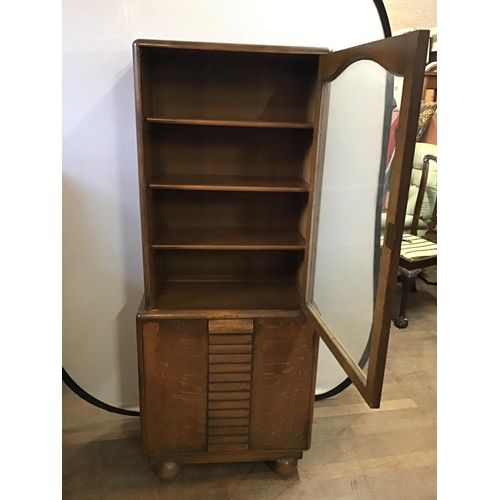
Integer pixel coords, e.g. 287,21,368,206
139,319,208,454
304,31,429,408
250,318,318,451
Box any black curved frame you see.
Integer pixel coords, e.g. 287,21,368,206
63,368,140,416
63,0,392,412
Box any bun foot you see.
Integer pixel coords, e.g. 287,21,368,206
153,461,180,480
268,457,298,476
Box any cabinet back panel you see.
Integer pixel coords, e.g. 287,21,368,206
147,50,317,122
153,191,307,229
150,126,312,178
156,250,303,282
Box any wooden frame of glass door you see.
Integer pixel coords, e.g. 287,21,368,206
303,30,430,408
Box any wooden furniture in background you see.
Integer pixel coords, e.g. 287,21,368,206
422,68,437,103
394,153,438,329
134,32,429,479
421,66,437,144
421,110,437,145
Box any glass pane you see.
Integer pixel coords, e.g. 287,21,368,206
309,60,398,382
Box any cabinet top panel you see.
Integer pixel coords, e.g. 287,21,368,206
133,39,329,55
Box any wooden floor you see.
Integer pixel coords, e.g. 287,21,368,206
63,282,437,500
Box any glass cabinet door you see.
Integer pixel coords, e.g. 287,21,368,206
304,31,429,408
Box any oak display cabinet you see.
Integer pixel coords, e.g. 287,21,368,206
134,31,429,479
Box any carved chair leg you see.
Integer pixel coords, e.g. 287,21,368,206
393,268,421,329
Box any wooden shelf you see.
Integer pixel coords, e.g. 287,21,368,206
136,41,319,308
153,281,302,311
146,117,314,129
149,174,309,192
152,227,306,250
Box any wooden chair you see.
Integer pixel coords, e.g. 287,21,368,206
393,153,437,329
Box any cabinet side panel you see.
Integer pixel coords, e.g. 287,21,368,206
134,45,156,304
142,319,208,454
136,317,149,452
250,318,314,450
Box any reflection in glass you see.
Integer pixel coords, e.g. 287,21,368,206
309,60,398,380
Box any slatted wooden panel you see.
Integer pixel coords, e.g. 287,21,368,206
207,319,254,452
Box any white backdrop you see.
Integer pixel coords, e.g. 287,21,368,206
62,0,385,409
